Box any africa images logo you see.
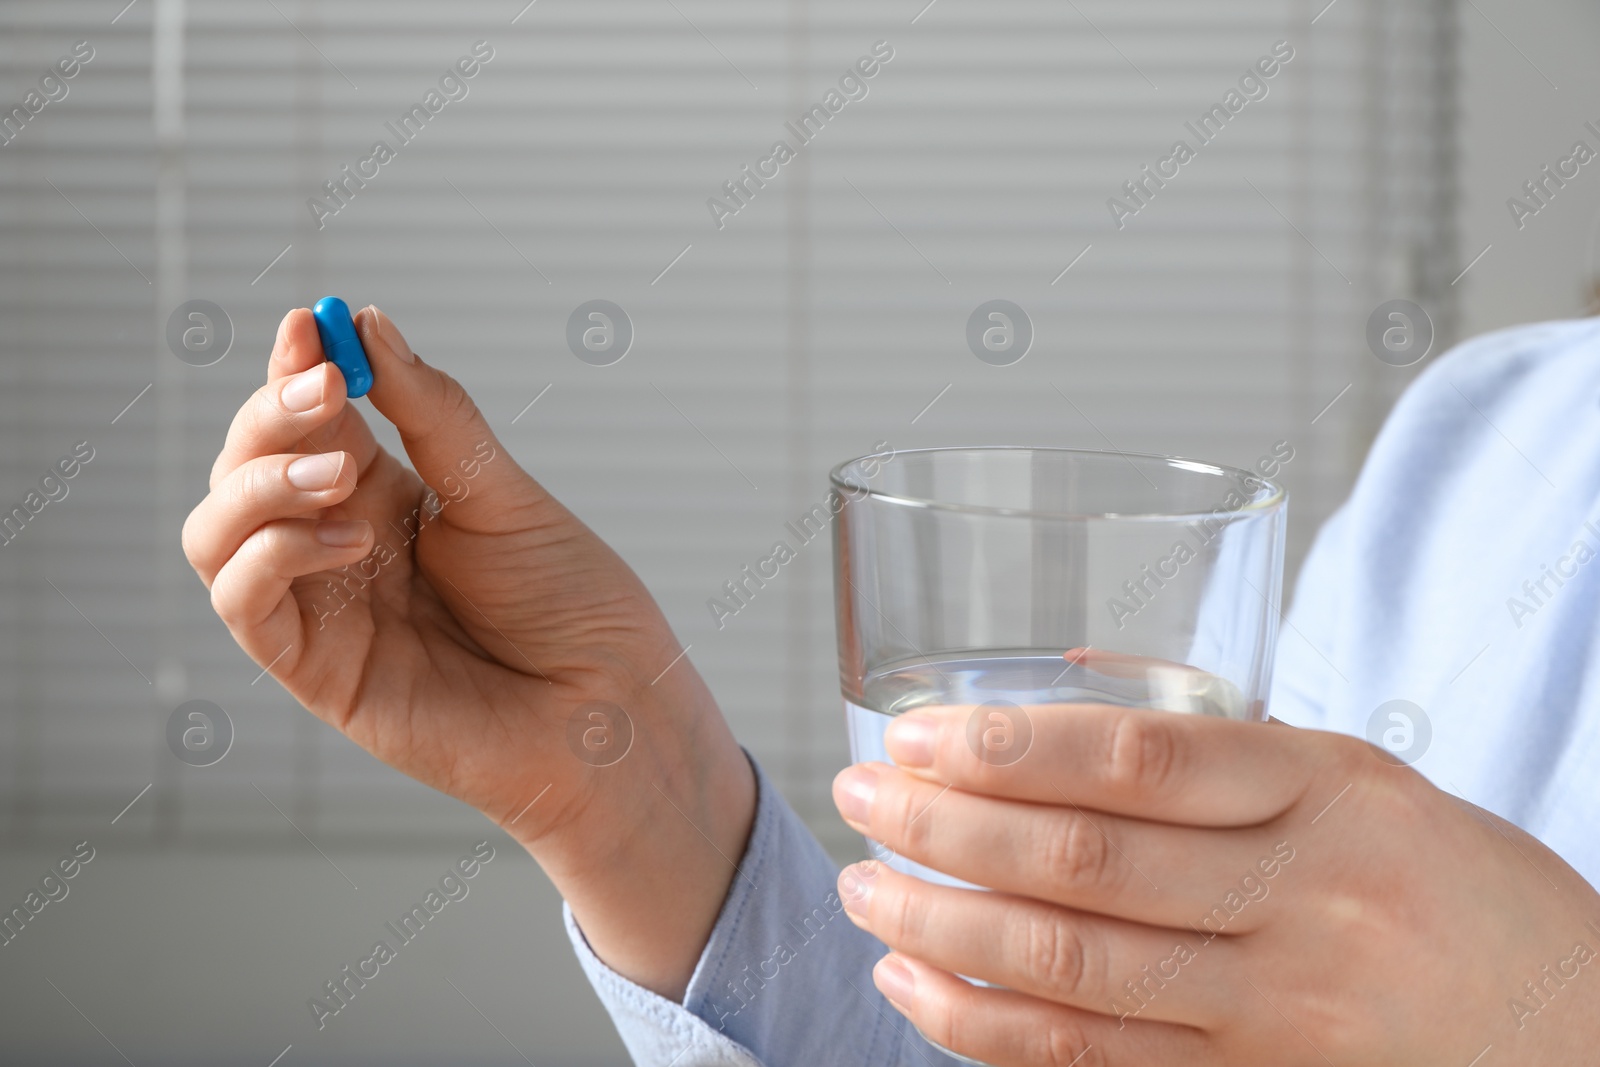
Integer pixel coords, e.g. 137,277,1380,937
307,841,496,1030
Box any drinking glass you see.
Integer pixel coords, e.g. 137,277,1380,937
830,446,1286,1061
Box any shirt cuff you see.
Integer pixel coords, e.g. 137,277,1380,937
565,753,954,1067
564,906,764,1067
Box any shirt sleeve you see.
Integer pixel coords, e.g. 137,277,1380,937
564,754,965,1067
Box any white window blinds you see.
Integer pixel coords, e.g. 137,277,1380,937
1,0,1457,854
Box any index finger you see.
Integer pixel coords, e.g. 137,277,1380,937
267,307,324,382
881,701,1316,826
210,312,379,490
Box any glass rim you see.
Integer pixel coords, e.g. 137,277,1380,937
828,445,1287,522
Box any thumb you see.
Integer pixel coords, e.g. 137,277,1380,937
354,304,549,533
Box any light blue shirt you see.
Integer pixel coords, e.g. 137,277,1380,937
566,318,1600,1065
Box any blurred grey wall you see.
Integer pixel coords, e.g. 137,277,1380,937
0,0,1591,1063
1455,0,1600,334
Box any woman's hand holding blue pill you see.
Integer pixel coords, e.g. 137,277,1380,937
181,306,755,999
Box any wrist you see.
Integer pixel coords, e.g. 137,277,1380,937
509,661,758,1000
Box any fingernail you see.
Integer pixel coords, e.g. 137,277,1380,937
280,368,325,413
834,765,878,827
364,305,415,364
885,714,937,769
287,453,343,491
873,955,915,1008
839,861,877,918
315,520,370,547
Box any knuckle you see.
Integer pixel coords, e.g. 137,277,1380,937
225,460,272,512
1337,730,1388,779
435,371,481,427
1042,811,1121,896
233,522,284,577
1321,728,1367,767
252,521,290,559
1320,733,1397,806
1357,754,1430,825
1043,1021,1104,1067
238,393,280,452
1105,711,1180,797
209,524,288,625
209,575,237,623
261,379,290,420
877,880,928,949
888,786,936,860
1020,912,1099,999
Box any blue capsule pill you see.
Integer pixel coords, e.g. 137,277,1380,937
311,296,374,398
